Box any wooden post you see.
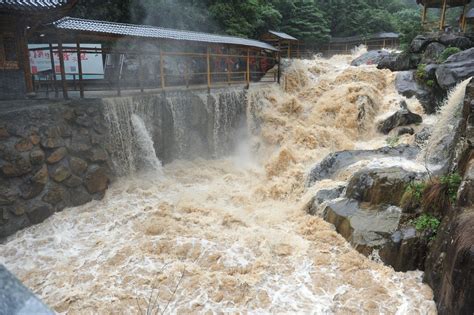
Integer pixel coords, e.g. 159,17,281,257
207,47,211,92
246,49,250,88
160,50,165,90
440,0,447,31
297,41,300,59
57,37,68,99
49,43,58,97
76,39,84,98
138,54,144,93
461,4,468,32
287,43,291,59
17,24,34,96
277,51,281,84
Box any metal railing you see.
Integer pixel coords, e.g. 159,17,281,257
30,45,279,99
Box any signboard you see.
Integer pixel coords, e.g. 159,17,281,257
29,44,104,80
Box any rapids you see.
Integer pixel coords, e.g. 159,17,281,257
0,51,438,314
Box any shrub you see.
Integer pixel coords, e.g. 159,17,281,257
426,79,435,88
415,63,427,81
412,214,440,237
401,181,426,211
440,172,462,204
438,47,461,63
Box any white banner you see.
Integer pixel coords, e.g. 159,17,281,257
29,44,104,80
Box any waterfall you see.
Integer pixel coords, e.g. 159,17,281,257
131,114,163,174
421,78,472,173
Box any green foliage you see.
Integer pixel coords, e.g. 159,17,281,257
438,47,462,63
405,181,426,204
412,214,440,235
440,172,462,204
416,63,427,82
71,0,427,43
386,136,400,147
426,79,435,88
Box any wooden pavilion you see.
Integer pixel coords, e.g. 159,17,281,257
417,0,472,31
0,0,77,99
260,31,299,58
30,17,278,99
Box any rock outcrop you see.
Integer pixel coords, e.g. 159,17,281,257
377,106,422,134
436,47,474,90
351,50,391,66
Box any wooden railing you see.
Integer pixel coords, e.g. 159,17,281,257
30,45,279,99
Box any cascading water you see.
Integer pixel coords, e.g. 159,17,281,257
0,55,440,313
131,114,163,174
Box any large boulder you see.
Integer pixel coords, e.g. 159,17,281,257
438,33,473,50
346,167,421,206
395,71,442,114
377,52,421,71
421,42,446,64
307,145,420,186
436,48,474,90
306,185,345,215
377,107,422,134
351,50,391,66
410,34,437,53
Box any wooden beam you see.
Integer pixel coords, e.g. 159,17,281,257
422,5,427,24
57,37,68,99
76,39,84,98
246,49,250,88
49,43,58,97
440,0,448,31
207,47,211,91
461,4,468,32
160,49,165,90
138,54,144,93
17,24,34,96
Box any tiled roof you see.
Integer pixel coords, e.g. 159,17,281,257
0,0,74,11
416,0,471,7
268,31,298,41
52,17,278,51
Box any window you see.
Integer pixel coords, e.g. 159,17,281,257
3,37,17,62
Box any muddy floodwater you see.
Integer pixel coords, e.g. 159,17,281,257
0,52,438,314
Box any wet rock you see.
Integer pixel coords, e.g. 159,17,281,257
346,167,420,206
395,71,440,114
377,107,422,134
351,50,390,66
377,52,421,71
30,133,41,145
438,33,473,50
324,198,402,248
415,126,432,146
29,150,45,165
69,186,93,206
85,166,109,194
307,185,345,215
69,134,91,154
421,42,446,64
396,127,415,136
379,227,429,272
20,165,48,199
425,64,439,78
69,157,88,175
42,185,67,206
424,209,474,315
46,147,67,164
51,165,71,183
63,175,83,188
26,204,53,225
436,48,474,90
14,138,33,152
1,156,31,177
0,187,17,206
88,147,108,162
40,136,65,149
0,214,29,238
307,145,420,186
410,35,437,53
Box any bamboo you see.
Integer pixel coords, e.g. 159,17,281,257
57,37,68,99
76,39,84,98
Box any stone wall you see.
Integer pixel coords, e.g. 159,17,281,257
0,99,112,239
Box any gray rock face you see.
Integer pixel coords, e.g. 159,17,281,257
377,108,422,134
0,265,54,315
415,126,432,146
306,145,420,187
351,50,390,66
438,33,473,50
436,48,474,90
395,70,442,114
306,185,345,215
346,167,421,206
410,35,437,53
377,52,421,72
421,42,446,64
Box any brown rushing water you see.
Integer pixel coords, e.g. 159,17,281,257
0,52,437,314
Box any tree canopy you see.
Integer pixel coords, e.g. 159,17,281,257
70,0,473,45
